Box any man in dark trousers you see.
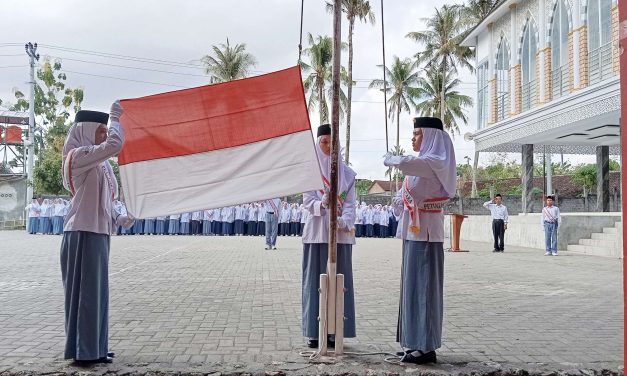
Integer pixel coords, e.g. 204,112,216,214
483,194,508,252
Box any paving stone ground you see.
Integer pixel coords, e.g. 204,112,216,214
0,231,623,375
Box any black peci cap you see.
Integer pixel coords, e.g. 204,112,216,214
75,110,109,125
413,117,443,131
317,123,331,137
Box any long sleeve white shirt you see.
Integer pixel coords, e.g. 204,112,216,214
541,206,561,226
301,180,356,245
483,201,509,223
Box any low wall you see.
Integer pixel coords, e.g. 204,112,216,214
444,213,622,251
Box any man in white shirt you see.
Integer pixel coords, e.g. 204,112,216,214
541,195,561,256
483,194,508,252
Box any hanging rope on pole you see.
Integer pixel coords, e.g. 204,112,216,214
380,0,393,203
298,0,305,63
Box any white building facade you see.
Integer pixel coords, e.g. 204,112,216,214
463,0,620,212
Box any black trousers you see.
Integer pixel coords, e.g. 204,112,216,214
492,219,505,251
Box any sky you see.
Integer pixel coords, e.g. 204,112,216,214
1,0,592,180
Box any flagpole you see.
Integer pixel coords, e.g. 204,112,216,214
327,0,342,355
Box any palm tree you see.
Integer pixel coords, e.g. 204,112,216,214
406,5,473,121
415,68,473,134
301,33,349,125
369,56,421,191
201,39,257,83
463,0,499,28
326,0,375,165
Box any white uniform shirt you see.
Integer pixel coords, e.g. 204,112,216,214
203,210,212,221
26,203,40,218
247,206,258,221
392,168,451,243
483,201,509,223
541,206,561,226
301,183,356,245
257,205,267,222
180,212,191,223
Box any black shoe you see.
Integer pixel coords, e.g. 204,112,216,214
327,336,335,349
492,249,499,252
74,356,113,366
396,349,412,356
107,352,115,358
307,339,318,348
400,350,437,364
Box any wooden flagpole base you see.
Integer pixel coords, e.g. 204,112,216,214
318,273,345,356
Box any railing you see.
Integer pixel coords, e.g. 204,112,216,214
496,92,510,122
521,79,538,112
589,43,614,85
551,65,570,99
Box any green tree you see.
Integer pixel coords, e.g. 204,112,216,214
301,33,349,125
462,0,499,29
572,164,597,197
355,178,373,196
415,68,473,134
407,5,474,121
201,39,257,83
326,0,375,165
11,58,84,159
7,58,84,194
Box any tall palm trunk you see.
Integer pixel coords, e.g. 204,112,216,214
439,63,446,121
318,80,325,124
345,19,355,164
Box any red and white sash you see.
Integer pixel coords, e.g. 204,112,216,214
319,174,346,211
268,199,279,218
402,179,449,235
543,207,556,223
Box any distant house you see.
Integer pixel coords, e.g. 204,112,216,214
368,180,394,195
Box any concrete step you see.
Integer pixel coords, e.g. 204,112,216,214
591,232,620,241
603,227,619,234
615,221,623,228
567,244,621,258
579,238,619,248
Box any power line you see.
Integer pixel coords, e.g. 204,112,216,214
60,69,188,88
46,55,209,78
0,65,28,69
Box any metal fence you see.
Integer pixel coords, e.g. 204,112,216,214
496,93,510,122
551,65,570,99
521,79,538,112
589,43,614,85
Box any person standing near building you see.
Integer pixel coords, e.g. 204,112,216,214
257,202,267,236
541,195,561,256
383,116,456,364
483,194,508,252
265,198,281,249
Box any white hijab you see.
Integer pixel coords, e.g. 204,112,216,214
61,121,103,192
315,137,356,194
417,127,457,198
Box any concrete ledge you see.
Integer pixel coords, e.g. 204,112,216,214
445,213,622,251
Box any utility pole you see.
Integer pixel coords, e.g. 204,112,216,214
25,42,39,202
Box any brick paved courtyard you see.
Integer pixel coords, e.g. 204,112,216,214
0,231,623,375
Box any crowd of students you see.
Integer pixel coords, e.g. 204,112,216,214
25,198,70,235
26,198,400,239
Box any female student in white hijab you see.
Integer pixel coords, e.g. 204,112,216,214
60,103,134,364
383,117,456,364
168,213,180,235
25,197,41,234
38,199,51,234
52,198,65,235
301,124,357,348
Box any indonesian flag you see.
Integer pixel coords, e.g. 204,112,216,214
118,66,323,218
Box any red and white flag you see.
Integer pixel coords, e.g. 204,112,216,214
118,66,322,218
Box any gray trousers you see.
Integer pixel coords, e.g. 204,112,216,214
265,212,278,247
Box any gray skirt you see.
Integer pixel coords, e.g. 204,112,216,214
60,231,110,360
302,243,356,338
396,240,444,352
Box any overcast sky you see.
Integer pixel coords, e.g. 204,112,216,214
0,0,596,180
